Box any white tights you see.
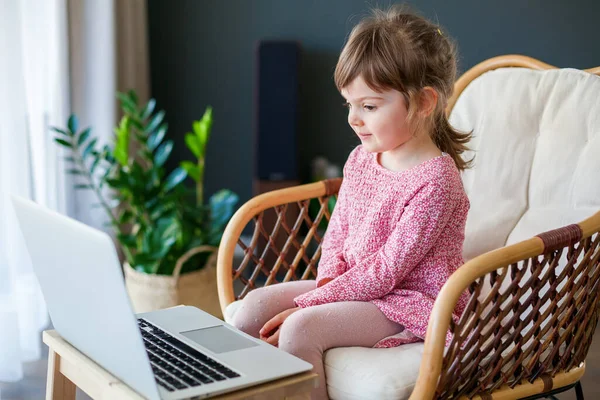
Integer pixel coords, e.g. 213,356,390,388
231,281,403,399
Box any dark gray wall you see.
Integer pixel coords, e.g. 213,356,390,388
147,0,599,205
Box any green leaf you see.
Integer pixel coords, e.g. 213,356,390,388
74,184,93,189
77,127,92,147
132,252,160,274
130,118,144,131
101,144,112,158
102,148,115,165
119,209,134,224
202,105,213,123
145,110,165,134
66,169,85,175
51,127,71,136
113,116,130,167
67,114,78,134
90,156,101,174
140,216,181,272
147,123,167,151
82,138,98,159
184,134,201,158
157,221,180,249
207,189,239,243
117,233,138,247
117,92,137,115
105,177,126,189
63,156,75,162
181,161,201,182
163,167,187,193
54,138,72,148
127,89,139,106
149,167,161,188
144,197,159,211
195,106,213,149
149,203,176,220
127,163,149,195
148,203,166,220
154,141,173,167
134,252,157,263
141,98,156,120
114,149,128,167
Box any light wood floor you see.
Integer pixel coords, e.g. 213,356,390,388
2,328,600,399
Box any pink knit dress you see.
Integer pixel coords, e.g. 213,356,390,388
293,145,470,347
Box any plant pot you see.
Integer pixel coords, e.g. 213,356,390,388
124,246,222,318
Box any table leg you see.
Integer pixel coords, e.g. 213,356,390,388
46,349,76,400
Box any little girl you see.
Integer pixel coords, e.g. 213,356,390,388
232,6,471,399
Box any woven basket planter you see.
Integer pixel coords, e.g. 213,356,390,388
124,245,222,318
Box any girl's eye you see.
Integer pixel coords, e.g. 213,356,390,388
364,105,377,111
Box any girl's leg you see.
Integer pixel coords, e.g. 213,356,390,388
278,302,403,400
230,280,316,338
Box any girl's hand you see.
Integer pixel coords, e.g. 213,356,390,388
259,307,300,347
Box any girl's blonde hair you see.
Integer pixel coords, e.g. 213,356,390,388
334,5,472,170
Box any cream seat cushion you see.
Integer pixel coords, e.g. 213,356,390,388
224,67,600,399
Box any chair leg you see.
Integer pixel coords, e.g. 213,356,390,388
574,381,584,400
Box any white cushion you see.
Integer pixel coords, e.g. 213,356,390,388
324,344,423,400
449,68,600,260
225,301,423,400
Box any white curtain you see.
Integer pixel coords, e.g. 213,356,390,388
0,0,70,382
0,0,149,382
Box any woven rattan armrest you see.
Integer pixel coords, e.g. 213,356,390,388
217,178,342,311
411,212,600,399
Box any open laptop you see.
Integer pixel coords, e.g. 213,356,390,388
11,196,313,399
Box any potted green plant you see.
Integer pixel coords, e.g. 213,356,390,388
52,90,238,316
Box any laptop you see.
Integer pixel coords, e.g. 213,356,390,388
11,196,313,399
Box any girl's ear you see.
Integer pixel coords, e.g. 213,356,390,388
418,87,439,117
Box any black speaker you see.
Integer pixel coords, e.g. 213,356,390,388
255,40,300,185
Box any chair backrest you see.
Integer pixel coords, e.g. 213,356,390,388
448,57,600,261
427,56,600,398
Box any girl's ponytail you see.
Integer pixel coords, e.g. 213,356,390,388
433,112,473,171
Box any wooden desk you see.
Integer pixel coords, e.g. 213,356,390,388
43,330,317,399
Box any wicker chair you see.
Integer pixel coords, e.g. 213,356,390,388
216,55,600,399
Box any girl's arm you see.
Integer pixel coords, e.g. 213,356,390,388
295,181,457,306
314,177,349,287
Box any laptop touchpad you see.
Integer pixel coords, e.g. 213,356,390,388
181,326,259,354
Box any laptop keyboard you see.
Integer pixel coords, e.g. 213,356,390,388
138,319,241,392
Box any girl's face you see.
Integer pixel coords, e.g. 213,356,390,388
341,75,412,154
